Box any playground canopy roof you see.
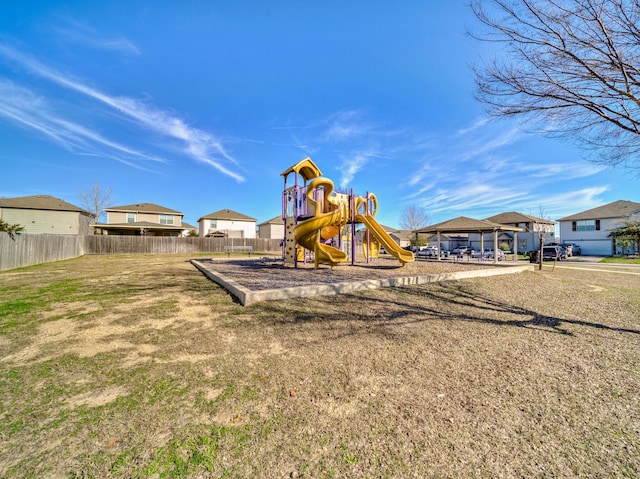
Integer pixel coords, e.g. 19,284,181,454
416,216,523,235
280,157,322,183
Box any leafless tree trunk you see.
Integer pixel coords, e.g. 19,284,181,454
77,182,113,223
532,207,551,270
400,206,430,245
470,0,640,171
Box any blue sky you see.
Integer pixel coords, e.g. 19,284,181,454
1,1,637,230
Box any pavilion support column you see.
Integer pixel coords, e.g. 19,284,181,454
480,233,484,258
494,230,498,264
437,231,442,261
513,232,518,262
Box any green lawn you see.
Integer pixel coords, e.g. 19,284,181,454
1,254,639,478
600,256,640,264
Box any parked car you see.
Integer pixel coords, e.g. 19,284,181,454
550,243,571,258
561,242,581,255
530,246,564,262
559,244,573,257
543,246,562,261
482,249,504,261
379,246,387,254
452,246,470,255
416,246,450,259
416,246,438,258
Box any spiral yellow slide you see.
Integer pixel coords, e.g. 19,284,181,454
293,178,348,268
356,214,414,265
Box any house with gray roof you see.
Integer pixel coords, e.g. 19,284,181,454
94,202,187,236
198,209,257,238
483,211,556,253
557,200,640,255
0,195,92,234
257,215,284,240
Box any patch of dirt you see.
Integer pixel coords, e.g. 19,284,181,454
67,386,129,408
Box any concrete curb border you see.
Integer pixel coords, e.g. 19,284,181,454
191,259,535,306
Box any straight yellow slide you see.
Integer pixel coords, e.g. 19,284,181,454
356,214,414,265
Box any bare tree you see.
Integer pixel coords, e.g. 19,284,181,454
400,206,430,245
530,207,554,270
78,182,113,222
470,0,640,170
400,206,429,231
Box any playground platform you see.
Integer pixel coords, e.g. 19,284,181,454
191,257,534,306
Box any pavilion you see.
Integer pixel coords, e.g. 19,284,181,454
416,216,523,262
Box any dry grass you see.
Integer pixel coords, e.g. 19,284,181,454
0,254,638,478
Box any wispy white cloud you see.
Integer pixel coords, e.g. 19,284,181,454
0,44,245,181
394,117,612,223
338,151,373,188
53,18,141,55
0,79,164,170
517,162,605,179
453,116,491,136
322,110,373,142
531,186,610,218
455,126,522,163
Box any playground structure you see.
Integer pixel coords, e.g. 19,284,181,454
281,157,414,268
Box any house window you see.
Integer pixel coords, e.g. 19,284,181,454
127,213,136,223
159,214,174,225
210,220,217,229
574,220,600,231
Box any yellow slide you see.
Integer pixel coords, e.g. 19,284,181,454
293,177,348,268
356,214,414,265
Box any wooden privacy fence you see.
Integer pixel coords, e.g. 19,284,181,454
0,234,282,271
84,236,281,255
0,234,85,271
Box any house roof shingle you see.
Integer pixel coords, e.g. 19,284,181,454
557,200,640,221
416,216,523,234
484,211,555,225
0,195,90,215
392,229,414,241
105,203,182,215
198,209,256,222
258,215,283,226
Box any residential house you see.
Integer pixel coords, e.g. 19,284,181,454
391,229,414,249
0,195,92,234
198,209,257,238
181,222,198,237
421,232,461,252
483,212,556,252
94,203,187,236
258,215,284,240
557,200,640,255
357,223,407,247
